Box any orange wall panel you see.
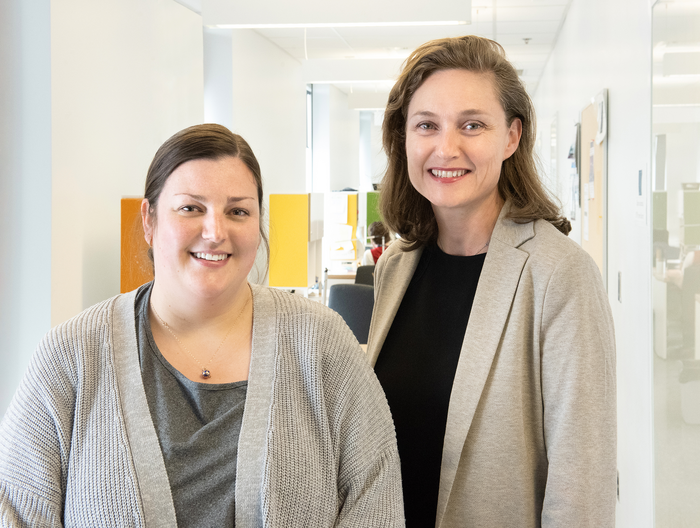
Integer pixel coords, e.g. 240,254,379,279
121,198,154,293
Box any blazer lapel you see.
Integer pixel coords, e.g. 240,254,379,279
436,213,534,527
366,245,423,366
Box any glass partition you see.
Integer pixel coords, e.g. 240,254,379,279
651,1,700,526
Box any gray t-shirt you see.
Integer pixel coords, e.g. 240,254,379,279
135,283,246,527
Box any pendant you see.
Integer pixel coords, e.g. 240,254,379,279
201,369,211,379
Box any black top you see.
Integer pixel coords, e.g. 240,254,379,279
374,244,485,527
135,283,246,528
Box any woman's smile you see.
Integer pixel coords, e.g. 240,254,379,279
428,168,470,180
193,252,228,260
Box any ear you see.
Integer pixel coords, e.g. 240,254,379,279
503,118,523,160
141,199,153,245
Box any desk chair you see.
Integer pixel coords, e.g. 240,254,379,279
328,284,374,344
355,265,375,286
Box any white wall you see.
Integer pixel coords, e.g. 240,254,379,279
229,29,307,196
532,0,653,526
203,28,234,131
371,111,387,187
359,111,373,191
0,0,52,415
359,109,388,192
329,85,360,191
313,84,331,193
50,0,204,326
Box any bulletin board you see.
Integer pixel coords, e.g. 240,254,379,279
579,90,608,287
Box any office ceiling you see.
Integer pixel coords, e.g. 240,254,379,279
257,1,570,97
180,0,574,103
652,0,700,109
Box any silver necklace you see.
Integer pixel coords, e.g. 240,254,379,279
150,284,252,379
476,240,490,254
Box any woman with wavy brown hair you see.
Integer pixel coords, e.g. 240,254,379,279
367,36,616,527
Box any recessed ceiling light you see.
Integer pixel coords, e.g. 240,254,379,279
211,21,468,29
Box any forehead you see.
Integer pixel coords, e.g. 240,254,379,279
408,69,504,116
163,156,258,196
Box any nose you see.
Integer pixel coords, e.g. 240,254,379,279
201,211,225,244
436,128,460,160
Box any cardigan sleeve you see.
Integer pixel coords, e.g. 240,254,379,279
539,247,617,527
330,334,405,527
0,332,74,528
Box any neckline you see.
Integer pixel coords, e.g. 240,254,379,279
138,282,249,391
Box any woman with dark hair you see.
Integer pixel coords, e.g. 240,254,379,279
0,124,404,527
368,36,616,527
362,221,392,265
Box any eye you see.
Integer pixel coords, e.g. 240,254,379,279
417,122,436,130
465,122,483,131
229,208,249,217
179,205,201,213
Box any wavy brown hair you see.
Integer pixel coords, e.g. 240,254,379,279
381,35,571,250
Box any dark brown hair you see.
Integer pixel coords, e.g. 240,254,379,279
381,35,571,250
144,123,269,275
368,221,391,246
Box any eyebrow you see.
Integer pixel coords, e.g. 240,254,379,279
409,109,489,119
175,193,255,203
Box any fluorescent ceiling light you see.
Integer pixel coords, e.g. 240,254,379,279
653,103,700,107
211,21,467,29
653,42,700,60
653,74,700,83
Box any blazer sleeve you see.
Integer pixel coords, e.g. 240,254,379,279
539,248,617,527
0,333,72,527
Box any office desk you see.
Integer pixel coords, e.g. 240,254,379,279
327,273,356,280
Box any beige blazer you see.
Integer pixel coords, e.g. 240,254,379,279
367,207,617,528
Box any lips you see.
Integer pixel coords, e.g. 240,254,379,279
192,252,230,261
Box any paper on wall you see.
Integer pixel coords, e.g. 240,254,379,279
327,193,348,224
588,141,595,200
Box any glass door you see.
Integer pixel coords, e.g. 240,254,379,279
651,1,700,526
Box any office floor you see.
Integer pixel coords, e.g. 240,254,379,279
654,320,700,527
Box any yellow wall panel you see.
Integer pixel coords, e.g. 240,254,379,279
347,193,359,259
269,194,309,287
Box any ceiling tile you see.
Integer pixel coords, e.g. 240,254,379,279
495,5,567,22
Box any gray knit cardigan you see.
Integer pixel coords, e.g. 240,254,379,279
0,285,404,527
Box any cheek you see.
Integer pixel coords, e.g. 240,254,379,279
152,219,191,252
405,136,424,168
405,138,427,188
239,223,262,251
